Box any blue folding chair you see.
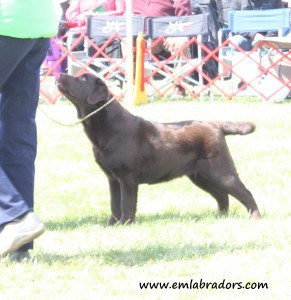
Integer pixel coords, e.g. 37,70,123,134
217,8,291,94
224,8,291,37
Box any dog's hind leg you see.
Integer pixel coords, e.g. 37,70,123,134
188,173,229,214
196,156,261,219
108,178,122,225
222,177,261,220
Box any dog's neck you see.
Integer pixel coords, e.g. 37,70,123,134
81,93,136,145
79,88,113,119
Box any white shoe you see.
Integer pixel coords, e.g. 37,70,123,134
0,212,45,257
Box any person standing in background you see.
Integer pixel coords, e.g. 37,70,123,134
0,0,59,262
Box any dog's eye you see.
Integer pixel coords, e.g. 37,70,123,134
80,74,88,82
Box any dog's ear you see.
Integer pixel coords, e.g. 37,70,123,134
87,78,109,105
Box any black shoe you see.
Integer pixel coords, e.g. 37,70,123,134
172,85,186,99
9,251,31,262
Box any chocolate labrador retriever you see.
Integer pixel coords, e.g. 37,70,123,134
57,73,261,224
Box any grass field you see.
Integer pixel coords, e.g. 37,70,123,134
0,98,290,299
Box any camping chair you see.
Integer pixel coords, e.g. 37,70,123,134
144,14,210,99
67,16,145,97
252,36,291,102
217,8,291,97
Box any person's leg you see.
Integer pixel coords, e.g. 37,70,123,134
228,35,253,91
229,35,252,52
0,36,50,254
0,167,29,225
163,37,191,98
163,37,191,61
149,39,164,56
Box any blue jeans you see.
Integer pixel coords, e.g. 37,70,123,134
229,35,253,51
0,36,50,250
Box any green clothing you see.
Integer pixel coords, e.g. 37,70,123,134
0,0,59,38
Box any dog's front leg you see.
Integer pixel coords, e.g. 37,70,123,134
119,176,138,225
108,177,122,225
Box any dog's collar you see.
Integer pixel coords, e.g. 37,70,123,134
80,96,115,124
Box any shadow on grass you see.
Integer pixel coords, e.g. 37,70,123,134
39,212,254,266
137,211,220,224
45,214,108,230
45,209,228,231
39,240,263,267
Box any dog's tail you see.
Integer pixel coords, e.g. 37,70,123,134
218,121,256,136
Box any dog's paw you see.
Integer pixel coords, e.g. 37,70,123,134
249,210,261,220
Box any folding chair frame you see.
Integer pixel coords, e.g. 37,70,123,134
144,14,211,99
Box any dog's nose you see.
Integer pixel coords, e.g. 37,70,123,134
58,73,66,80
57,74,67,89
57,73,69,84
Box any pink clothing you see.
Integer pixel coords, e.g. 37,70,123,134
66,0,126,33
132,0,192,17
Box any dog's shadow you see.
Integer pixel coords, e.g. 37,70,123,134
45,210,220,231
39,239,260,267
41,211,258,266
45,214,108,231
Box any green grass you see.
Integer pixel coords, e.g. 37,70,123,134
1,98,290,299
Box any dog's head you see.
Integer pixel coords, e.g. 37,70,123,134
57,73,109,117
